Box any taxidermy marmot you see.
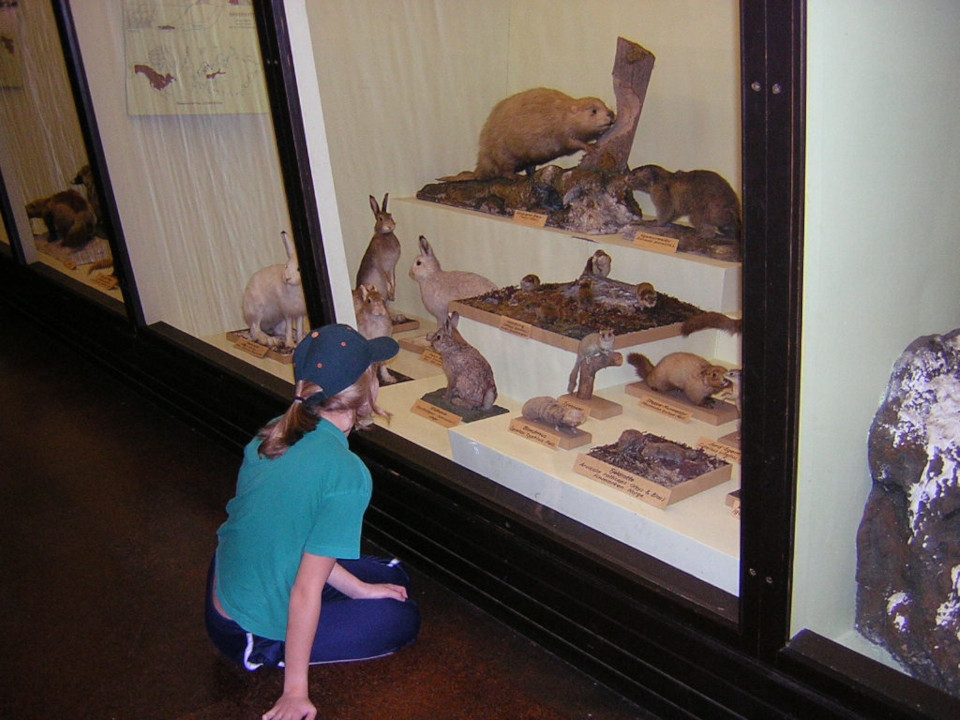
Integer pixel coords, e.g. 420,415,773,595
631,164,741,239
628,351,730,406
446,88,615,182
25,189,97,248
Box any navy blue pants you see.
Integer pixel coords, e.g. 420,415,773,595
205,556,420,670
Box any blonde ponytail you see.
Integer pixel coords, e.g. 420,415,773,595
256,368,389,459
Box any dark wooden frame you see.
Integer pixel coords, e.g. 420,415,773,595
0,1,957,717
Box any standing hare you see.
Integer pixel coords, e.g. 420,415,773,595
242,231,307,349
409,235,497,327
356,194,401,302
353,283,397,385
428,311,497,411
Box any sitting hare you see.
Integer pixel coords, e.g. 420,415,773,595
242,231,307,349
356,193,401,302
409,235,497,327
428,312,497,411
353,284,396,385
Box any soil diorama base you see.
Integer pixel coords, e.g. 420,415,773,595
453,280,702,350
575,430,732,509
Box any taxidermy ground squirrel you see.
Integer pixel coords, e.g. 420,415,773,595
444,88,615,181
568,328,615,393
632,164,741,239
628,351,731,406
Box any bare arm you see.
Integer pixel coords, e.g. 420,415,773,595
327,561,408,602
262,552,336,720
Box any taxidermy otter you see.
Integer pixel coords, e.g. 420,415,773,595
628,351,730,406
25,189,97,248
631,164,741,239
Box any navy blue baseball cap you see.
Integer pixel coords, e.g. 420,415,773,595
293,324,399,401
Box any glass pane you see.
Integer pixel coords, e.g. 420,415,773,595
0,1,120,300
793,1,960,697
68,0,298,382
294,0,743,602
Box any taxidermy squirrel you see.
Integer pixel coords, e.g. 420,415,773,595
568,328,615,394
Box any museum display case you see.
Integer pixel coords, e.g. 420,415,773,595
63,0,305,381
288,0,745,603
1,1,957,717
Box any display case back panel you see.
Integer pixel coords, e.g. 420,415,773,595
69,0,297,379
793,0,960,696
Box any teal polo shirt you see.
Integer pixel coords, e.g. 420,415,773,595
215,418,372,640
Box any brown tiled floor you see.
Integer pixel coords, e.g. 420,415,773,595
0,302,650,720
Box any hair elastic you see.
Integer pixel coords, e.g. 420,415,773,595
292,396,305,404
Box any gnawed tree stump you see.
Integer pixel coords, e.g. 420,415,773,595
580,37,655,172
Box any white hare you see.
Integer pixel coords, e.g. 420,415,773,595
409,235,497,326
242,231,307,349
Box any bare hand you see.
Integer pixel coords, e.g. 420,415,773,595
262,691,316,720
353,581,408,602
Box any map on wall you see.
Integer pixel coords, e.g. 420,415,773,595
0,1,22,88
123,0,268,115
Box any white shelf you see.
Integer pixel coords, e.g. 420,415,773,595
377,370,741,595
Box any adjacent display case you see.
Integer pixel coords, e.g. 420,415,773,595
2,1,958,717
0,0,123,306
786,2,960,708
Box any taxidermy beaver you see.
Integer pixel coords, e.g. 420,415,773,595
628,351,731,406
444,88,615,181
631,164,741,239
25,189,97,248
